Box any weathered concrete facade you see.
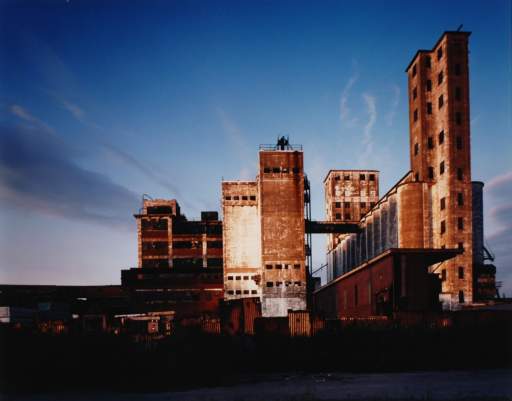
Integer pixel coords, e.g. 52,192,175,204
135,199,222,270
324,170,379,252
406,31,474,305
259,148,307,316
222,143,307,317
222,181,262,300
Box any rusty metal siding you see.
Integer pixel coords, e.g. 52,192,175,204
288,310,311,337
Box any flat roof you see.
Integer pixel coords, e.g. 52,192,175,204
323,169,379,184
405,31,471,72
314,247,462,294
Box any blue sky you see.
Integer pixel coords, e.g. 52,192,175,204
1,0,511,295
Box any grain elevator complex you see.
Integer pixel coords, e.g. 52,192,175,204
0,31,503,336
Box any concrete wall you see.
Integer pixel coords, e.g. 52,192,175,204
222,182,262,300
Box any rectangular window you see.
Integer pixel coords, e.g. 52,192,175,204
243,290,249,294
427,102,432,114
242,195,248,200
440,161,445,175
228,290,234,295
275,264,282,269
438,71,444,85
272,167,280,173
459,290,465,303
360,174,366,180
294,264,301,269
413,87,417,99
264,167,271,173
344,202,350,209
455,87,462,101
415,172,419,181
440,197,446,210
228,276,233,280
428,166,434,179
334,175,340,181
458,242,464,250
266,282,273,287
412,64,417,76
428,136,434,149
441,269,447,281
335,213,341,220
456,112,462,125
335,201,341,208
438,94,444,109
265,264,273,269
233,196,240,200
369,174,375,181
457,193,464,206
344,213,351,220
437,47,443,60
439,130,444,144
251,290,257,294
250,195,256,201
456,136,463,150
243,276,249,280
413,109,418,122
370,202,376,208
292,167,300,174
236,276,241,280
414,142,419,155
458,217,464,230
225,196,232,200
457,168,463,180
344,175,350,180
455,64,461,76
426,80,432,92
458,266,464,279
441,220,446,234
425,56,431,68
360,202,366,208
235,290,241,295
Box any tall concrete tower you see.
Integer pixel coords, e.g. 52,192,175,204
259,142,307,316
406,31,473,305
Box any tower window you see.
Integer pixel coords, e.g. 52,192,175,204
369,174,375,181
457,168,463,180
458,290,465,303
437,47,443,60
335,202,341,208
441,269,447,281
415,172,419,181
414,142,419,155
344,202,350,209
266,282,273,287
438,71,444,85
439,130,444,144
458,217,464,230
440,197,446,211
344,213,351,220
426,80,432,92
334,175,340,181
413,87,417,99
335,213,341,220
440,161,445,175
427,102,432,114
441,220,446,234
457,192,464,206
458,266,464,279
360,202,366,208
458,242,464,250
414,109,418,122
428,167,434,179
456,112,462,125
455,64,461,76
456,136,463,150
360,174,366,180
438,95,444,109
425,56,431,68
428,136,434,149
412,64,417,76
455,87,462,101
344,175,350,180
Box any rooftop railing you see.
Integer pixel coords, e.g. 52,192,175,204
259,143,303,151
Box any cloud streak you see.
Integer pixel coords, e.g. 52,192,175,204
0,124,139,230
357,93,377,167
9,104,55,134
339,71,359,126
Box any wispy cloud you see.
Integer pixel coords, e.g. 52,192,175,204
0,124,139,230
339,70,359,126
9,104,55,134
357,93,377,167
60,99,85,122
386,85,400,127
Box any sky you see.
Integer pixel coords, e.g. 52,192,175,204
0,0,511,295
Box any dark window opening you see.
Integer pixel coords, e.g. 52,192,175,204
344,202,350,209
428,167,434,179
458,266,464,279
413,87,417,99
360,174,366,180
292,167,300,174
458,217,464,230
225,196,232,200
360,202,366,208
412,64,417,76
334,175,340,181
456,112,462,125
335,202,341,208
228,276,233,280
369,174,375,181
242,196,248,200
439,130,444,144
459,290,465,303
425,56,431,68
264,167,271,173
441,220,446,234
236,276,241,280
234,196,240,200
370,202,376,208
458,242,464,250
228,290,234,295
438,94,444,109
441,269,447,282
251,290,257,294
455,64,461,76
275,264,283,269
414,143,419,155
426,80,432,92
243,290,249,294
455,87,462,101
413,109,418,122
456,136,463,150
415,172,419,181
344,175,350,180
440,197,446,211
266,282,273,288
335,213,341,220
457,193,464,206
344,213,351,220
427,102,432,114
265,264,273,269
457,168,463,180
294,264,301,269
235,290,242,295
272,167,280,173
250,195,256,201
440,161,445,175
428,136,434,149
438,71,444,85
437,47,443,60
